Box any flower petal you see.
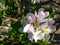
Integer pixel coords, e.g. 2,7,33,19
35,11,38,17
23,24,31,33
40,23,48,30
28,32,34,41
38,8,45,11
33,31,45,42
26,13,36,23
45,11,49,17
37,18,47,23
48,25,56,33
23,24,34,33
38,11,45,19
44,34,50,41
46,18,55,25
29,24,35,33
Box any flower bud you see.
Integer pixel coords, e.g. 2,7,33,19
26,13,36,23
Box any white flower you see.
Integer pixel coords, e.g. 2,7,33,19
43,25,56,34
33,31,45,42
19,8,56,42
38,8,48,19
23,24,45,42
34,8,49,23
43,28,51,34
23,24,34,33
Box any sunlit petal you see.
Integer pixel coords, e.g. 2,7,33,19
23,24,35,33
29,24,35,33
33,31,45,42
23,24,31,33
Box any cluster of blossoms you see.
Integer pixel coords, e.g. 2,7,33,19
19,8,56,42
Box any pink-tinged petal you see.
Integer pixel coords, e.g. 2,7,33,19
35,11,38,17
33,31,45,42
37,18,47,23
29,24,35,33
26,13,36,23
38,11,45,18
44,34,50,41
48,25,56,33
46,18,55,25
38,8,49,18
40,23,48,30
37,10,47,23
45,11,49,17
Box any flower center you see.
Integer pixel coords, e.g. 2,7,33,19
34,22,40,31
43,29,49,34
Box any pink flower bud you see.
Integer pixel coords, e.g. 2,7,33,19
26,13,36,23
